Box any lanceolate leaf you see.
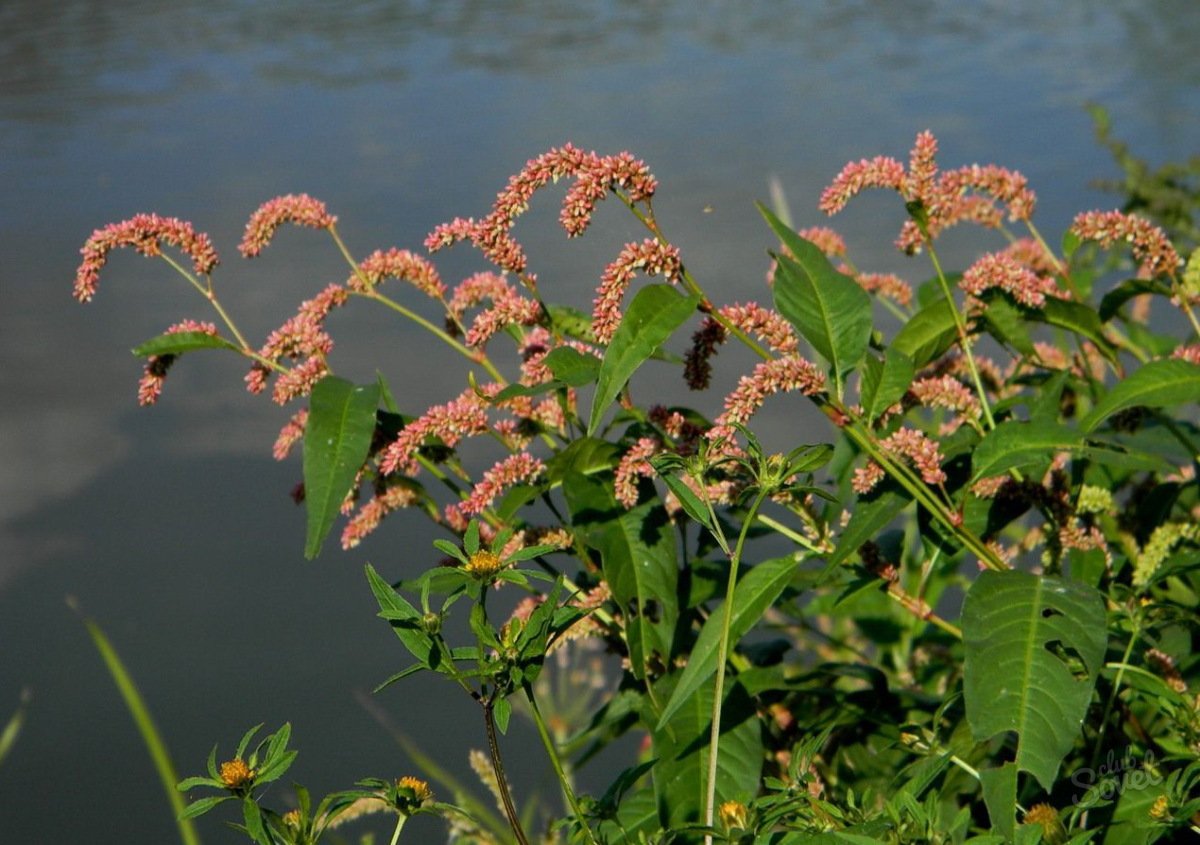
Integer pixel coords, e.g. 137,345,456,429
891,299,958,368
970,420,1084,481
303,376,381,558
1081,358,1200,433
652,680,762,827
132,330,240,357
859,350,915,424
563,471,678,681
588,284,699,436
962,570,1107,790
763,208,871,397
365,564,434,668
544,346,601,386
656,556,795,729
830,485,911,568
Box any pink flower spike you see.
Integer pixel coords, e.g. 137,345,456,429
795,226,847,258
615,437,662,508
880,427,947,486
960,251,1062,309
136,320,219,406
448,452,545,521
711,355,826,433
906,130,939,206
379,389,490,477
1071,209,1181,279
272,357,328,405
239,194,336,258
819,156,906,216
592,239,683,344
716,303,798,354
273,409,308,460
352,248,446,299
74,213,220,302
466,294,543,348
425,217,479,253
341,485,421,549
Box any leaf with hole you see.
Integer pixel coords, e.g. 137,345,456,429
962,570,1106,790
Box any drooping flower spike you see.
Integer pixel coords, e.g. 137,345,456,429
75,213,219,302
239,194,336,258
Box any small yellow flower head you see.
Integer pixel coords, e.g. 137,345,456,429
1149,794,1171,821
466,550,503,579
282,809,302,828
1022,803,1065,844
219,758,254,790
398,776,432,803
718,800,750,832
394,775,433,814
1076,485,1115,515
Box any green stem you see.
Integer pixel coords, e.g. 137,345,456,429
754,513,825,554
1089,613,1142,776
388,814,406,845
925,242,996,430
159,254,258,357
703,488,770,843
524,686,598,845
483,701,530,845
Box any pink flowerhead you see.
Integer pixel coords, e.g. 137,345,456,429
239,194,336,258
352,248,446,299
717,303,799,355
854,272,913,308
851,461,885,495
75,214,219,302
880,427,947,486
273,409,308,460
960,251,1063,308
443,452,545,525
379,389,490,477
906,130,939,205
136,320,219,406
710,355,826,435
614,437,662,508
592,239,683,344
341,484,421,549
819,155,907,215
272,356,328,404
465,291,543,348
1071,209,1181,279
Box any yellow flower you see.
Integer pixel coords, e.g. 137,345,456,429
219,758,254,790
466,550,503,579
718,800,749,831
1149,794,1170,821
398,776,433,806
282,809,302,827
1022,803,1065,844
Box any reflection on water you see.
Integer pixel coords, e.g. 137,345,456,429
1,1,1198,842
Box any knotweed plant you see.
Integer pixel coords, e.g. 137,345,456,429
74,129,1200,844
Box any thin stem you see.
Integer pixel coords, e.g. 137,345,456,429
388,814,407,845
158,254,257,356
358,289,507,385
755,513,825,554
483,701,531,845
885,582,962,639
703,488,770,844
524,685,598,845
925,242,996,430
1089,612,1142,776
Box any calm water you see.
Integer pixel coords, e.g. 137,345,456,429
2,1,1198,842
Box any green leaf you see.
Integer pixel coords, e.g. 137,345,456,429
132,330,240,357
830,486,911,568
762,206,871,397
962,570,1107,790
303,377,380,558
652,681,762,827
971,421,1083,481
979,762,1018,841
1098,278,1169,322
1033,299,1117,362
979,295,1035,356
1061,229,1081,260
0,689,29,770
493,697,512,734
563,472,678,681
859,350,915,424
365,564,433,667
544,346,600,386
891,299,958,368
78,610,201,845
656,556,795,729
588,284,699,435
179,795,232,819
1081,359,1200,433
